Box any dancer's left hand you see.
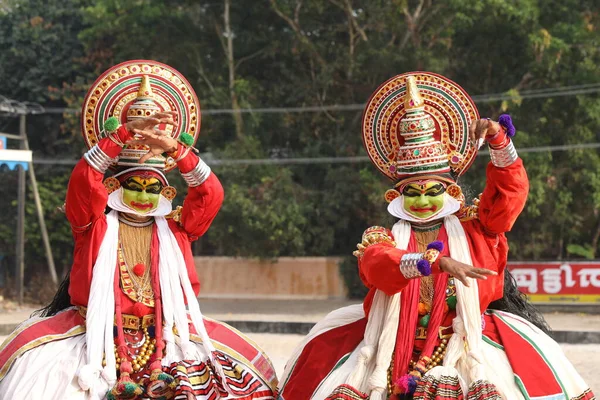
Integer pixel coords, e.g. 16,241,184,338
438,256,498,287
469,118,501,148
127,128,178,163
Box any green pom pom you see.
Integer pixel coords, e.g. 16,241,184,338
158,372,174,383
122,382,141,395
179,132,194,146
104,116,119,133
419,314,430,328
106,394,116,400
446,295,457,310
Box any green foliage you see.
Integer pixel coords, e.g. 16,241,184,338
339,256,368,300
1,0,600,291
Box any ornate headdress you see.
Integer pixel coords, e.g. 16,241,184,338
81,60,201,171
361,72,479,203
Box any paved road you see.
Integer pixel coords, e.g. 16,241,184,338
1,333,598,395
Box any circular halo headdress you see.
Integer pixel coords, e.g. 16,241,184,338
81,60,201,172
361,72,479,189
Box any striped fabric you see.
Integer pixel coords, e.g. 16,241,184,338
414,375,464,400
323,384,368,400
165,351,274,400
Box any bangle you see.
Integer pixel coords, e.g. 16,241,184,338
83,145,115,173
399,241,444,279
180,159,211,187
352,226,395,258
490,140,518,167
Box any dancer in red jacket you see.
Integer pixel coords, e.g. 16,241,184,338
278,73,594,400
0,60,276,400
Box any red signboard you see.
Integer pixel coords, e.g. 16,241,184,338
508,262,600,304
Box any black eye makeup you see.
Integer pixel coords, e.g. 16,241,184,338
122,178,163,194
402,183,446,197
145,184,163,195
123,179,144,192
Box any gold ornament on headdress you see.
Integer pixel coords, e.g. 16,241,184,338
136,75,153,98
404,76,425,111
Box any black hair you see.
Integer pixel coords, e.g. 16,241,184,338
33,272,72,317
489,268,551,334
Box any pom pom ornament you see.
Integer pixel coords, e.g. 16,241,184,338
498,114,516,137
426,240,444,252
446,295,457,310
394,374,418,395
107,360,143,400
417,259,432,276
103,117,120,133
132,263,145,277
179,132,194,146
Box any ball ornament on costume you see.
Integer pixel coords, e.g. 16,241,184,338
498,113,516,137
103,177,121,194
103,116,120,133
178,132,194,146
160,186,177,202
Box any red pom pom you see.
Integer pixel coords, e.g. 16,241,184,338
133,302,151,317
133,263,146,277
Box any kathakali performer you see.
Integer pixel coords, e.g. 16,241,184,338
278,73,595,400
0,60,276,400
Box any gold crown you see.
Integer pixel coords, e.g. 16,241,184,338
404,76,425,111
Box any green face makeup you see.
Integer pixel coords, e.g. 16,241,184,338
402,180,446,219
121,176,163,214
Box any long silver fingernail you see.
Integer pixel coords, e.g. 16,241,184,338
477,138,485,149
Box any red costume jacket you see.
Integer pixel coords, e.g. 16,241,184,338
359,158,529,315
279,158,530,399
64,126,224,313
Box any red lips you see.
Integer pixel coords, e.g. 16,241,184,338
130,201,153,210
410,205,438,213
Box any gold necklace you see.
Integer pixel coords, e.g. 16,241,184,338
414,228,440,307
119,222,154,304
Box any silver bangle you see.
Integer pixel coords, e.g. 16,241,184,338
181,159,211,187
489,140,518,168
399,253,424,279
83,145,114,173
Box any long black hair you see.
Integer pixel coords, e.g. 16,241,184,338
489,268,551,334
34,272,72,317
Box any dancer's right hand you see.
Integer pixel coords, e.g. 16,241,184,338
438,257,497,287
125,111,177,132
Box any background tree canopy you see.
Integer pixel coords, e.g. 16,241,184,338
0,0,599,286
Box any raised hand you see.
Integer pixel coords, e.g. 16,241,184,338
469,118,501,149
127,128,178,163
438,256,498,287
125,111,178,132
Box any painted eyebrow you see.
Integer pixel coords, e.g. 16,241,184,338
124,180,144,188
425,184,445,191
